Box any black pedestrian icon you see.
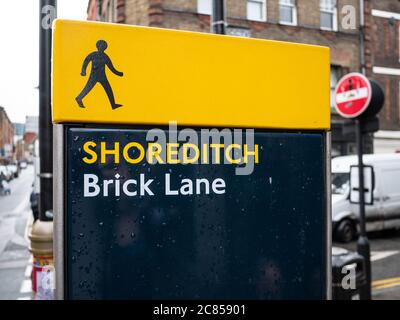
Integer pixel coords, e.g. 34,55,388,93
76,40,124,110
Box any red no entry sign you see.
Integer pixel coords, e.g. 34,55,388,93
334,73,372,118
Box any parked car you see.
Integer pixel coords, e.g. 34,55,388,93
0,165,12,182
7,164,19,178
0,179,11,195
332,153,400,243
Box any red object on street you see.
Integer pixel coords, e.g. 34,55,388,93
334,73,372,118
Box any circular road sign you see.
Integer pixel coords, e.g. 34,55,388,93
334,73,372,118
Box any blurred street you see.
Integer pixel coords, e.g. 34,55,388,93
335,231,400,300
0,165,33,300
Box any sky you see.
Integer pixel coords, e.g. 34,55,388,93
0,0,88,123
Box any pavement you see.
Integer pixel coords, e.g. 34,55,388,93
0,165,34,300
334,229,400,300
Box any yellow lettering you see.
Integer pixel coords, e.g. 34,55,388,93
243,144,259,164
202,144,208,164
123,142,145,164
225,144,241,164
183,144,200,164
147,143,164,164
167,143,180,164
210,144,224,164
82,141,97,164
100,142,120,164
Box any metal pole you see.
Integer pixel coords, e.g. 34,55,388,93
359,0,366,75
355,119,372,300
97,0,103,21
356,1,372,300
39,0,56,221
211,0,226,34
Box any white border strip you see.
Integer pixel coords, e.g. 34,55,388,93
54,124,64,300
326,132,332,300
373,66,400,76
372,9,400,20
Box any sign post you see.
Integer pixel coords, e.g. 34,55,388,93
53,20,331,300
355,117,371,300
335,73,384,300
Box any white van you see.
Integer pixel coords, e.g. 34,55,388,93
332,153,400,243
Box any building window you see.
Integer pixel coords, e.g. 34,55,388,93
247,0,267,22
198,0,212,15
227,26,252,38
279,0,297,26
105,0,117,22
320,0,338,31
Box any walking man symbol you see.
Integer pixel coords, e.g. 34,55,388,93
76,40,124,110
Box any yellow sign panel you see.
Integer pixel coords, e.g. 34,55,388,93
52,20,330,130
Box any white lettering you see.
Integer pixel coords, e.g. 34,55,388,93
180,179,193,195
212,178,226,194
165,174,179,195
103,179,113,197
83,173,226,198
123,180,137,196
84,174,100,197
196,179,210,195
140,173,154,196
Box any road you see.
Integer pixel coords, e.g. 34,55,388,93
335,229,400,300
0,166,34,300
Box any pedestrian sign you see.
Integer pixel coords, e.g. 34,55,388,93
52,20,330,130
52,20,331,300
76,39,124,110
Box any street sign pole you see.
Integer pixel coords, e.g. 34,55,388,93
358,4,371,297
334,72,385,300
211,0,226,35
355,118,372,300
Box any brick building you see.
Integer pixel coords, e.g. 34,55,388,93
23,116,38,163
87,0,400,155
364,0,400,153
0,106,14,163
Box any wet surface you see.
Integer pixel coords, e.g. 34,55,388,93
66,128,328,299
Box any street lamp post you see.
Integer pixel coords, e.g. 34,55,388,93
28,0,57,299
39,0,56,221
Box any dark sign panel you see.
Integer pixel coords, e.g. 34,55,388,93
65,127,327,299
